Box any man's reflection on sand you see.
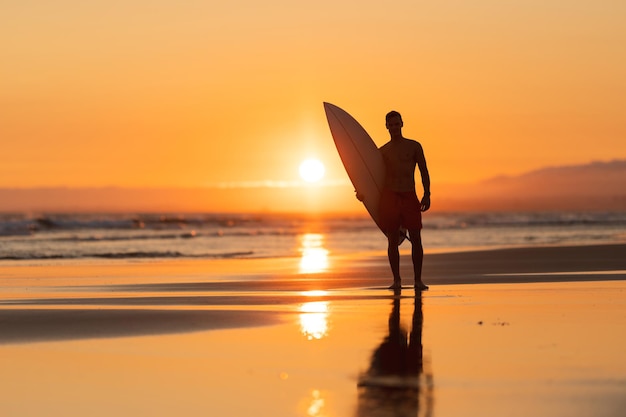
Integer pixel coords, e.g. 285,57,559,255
355,294,434,417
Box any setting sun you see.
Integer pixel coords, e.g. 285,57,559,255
299,159,326,183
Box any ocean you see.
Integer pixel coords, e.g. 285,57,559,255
1,211,625,263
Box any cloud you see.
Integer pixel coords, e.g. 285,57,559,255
214,179,350,189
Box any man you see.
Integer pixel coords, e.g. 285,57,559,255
378,110,430,291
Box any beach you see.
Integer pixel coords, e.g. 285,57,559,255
1,244,625,416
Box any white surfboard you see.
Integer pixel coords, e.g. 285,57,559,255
324,102,406,243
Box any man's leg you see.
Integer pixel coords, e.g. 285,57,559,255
387,230,401,289
409,229,428,291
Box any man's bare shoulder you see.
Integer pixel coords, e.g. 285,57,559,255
379,141,392,151
400,138,424,153
402,137,422,146
379,138,424,157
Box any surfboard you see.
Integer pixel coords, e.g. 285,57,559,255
324,102,407,243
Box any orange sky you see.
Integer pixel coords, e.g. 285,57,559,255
2,1,625,207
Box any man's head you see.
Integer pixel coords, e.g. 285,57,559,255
385,111,402,124
385,110,403,137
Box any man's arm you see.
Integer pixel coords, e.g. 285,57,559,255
416,144,431,211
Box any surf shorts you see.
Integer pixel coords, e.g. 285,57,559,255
379,188,422,232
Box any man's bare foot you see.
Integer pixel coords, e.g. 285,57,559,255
415,281,429,291
388,281,402,290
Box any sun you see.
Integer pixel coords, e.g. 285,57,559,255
299,158,325,183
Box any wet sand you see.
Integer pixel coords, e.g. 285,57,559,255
0,244,625,416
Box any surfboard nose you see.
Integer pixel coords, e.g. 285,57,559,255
323,102,340,113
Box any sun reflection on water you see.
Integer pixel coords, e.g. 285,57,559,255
299,299,329,341
307,389,326,416
298,233,329,274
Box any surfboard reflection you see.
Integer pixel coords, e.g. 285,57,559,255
355,294,434,417
298,233,329,274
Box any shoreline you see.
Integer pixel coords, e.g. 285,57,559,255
0,243,624,341
2,242,625,277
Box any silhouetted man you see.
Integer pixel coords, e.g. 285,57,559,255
379,111,430,291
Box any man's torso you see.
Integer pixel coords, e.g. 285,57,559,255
380,138,421,192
